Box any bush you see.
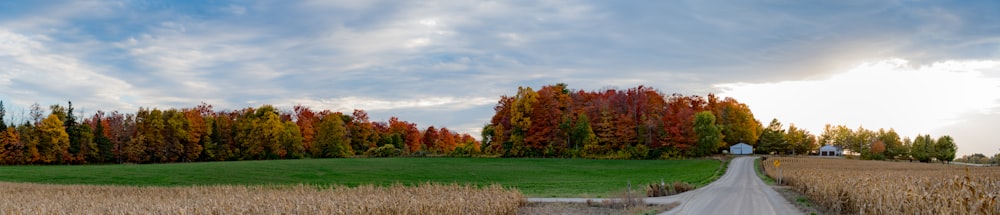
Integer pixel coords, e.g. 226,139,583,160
365,144,402,158
630,145,649,159
449,144,478,157
646,181,695,197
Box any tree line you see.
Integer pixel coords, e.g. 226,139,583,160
954,153,1000,166
0,84,961,164
481,84,761,159
481,84,958,162
0,101,480,165
758,119,958,163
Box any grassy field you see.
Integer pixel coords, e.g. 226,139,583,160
0,158,719,197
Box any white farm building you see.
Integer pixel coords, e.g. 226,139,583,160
819,145,843,156
730,143,753,155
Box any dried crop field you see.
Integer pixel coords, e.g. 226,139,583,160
0,182,524,215
764,157,1000,214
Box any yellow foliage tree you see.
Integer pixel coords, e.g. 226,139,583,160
38,114,70,164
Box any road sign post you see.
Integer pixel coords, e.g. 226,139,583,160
773,160,782,185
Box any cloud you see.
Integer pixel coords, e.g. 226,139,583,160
0,29,135,114
938,106,1000,157
718,59,1000,155
284,96,495,113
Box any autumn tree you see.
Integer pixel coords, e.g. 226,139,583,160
181,107,208,161
282,120,305,158
439,127,457,153
573,113,599,157
662,95,700,153
709,95,761,148
0,101,22,164
854,126,875,158
293,105,317,153
878,129,904,159
20,107,43,163
163,109,189,162
404,124,423,154
38,114,70,164
482,95,514,154
0,127,20,164
349,109,377,153
692,111,721,157
423,126,439,153
526,84,569,157
0,101,13,164
104,111,134,163
590,109,616,156
785,124,816,155
506,86,537,157
818,124,853,149
312,112,351,158
871,140,886,160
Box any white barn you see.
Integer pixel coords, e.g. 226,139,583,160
730,143,753,155
819,145,843,156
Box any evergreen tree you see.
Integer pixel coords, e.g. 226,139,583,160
0,100,6,131
757,118,786,154
94,117,113,163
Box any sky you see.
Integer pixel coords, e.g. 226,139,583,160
1,1,998,156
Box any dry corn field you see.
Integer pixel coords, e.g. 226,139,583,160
764,157,1000,214
0,182,524,215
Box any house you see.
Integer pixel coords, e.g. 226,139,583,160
730,143,753,155
819,145,843,156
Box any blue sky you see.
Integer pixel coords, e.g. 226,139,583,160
1,0,999,156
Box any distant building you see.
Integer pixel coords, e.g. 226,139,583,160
730,143,753,155
819,145,843,156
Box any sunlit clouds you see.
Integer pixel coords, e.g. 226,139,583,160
719,59,1000,155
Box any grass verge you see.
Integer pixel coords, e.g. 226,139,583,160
0,158,718,197
755,157,823,215
696,156,730,186
754,157,776,185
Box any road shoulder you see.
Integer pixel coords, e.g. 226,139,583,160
755,157,825,215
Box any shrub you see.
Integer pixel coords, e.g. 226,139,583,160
365,144,402,158
646,181,695,197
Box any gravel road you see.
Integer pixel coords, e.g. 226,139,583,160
528,156,801,215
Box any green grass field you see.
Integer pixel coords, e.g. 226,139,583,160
0,158,720,197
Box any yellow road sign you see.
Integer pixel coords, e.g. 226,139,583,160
773,160,780,167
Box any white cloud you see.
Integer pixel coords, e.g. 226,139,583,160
718,58,1000,154
0,29,135,112
285,96,496,113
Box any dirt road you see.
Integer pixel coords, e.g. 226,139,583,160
654,156,799,214
528,156,801,215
